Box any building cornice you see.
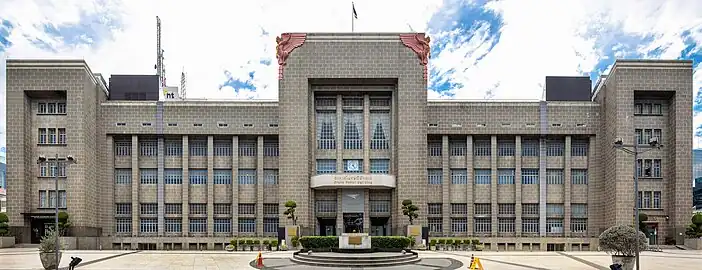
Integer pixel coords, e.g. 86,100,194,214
6,59,109,97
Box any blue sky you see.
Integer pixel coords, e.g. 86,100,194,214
0,0,701,151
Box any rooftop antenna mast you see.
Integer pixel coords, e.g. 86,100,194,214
155,16,166,88
180,67,187,99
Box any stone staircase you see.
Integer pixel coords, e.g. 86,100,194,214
291,251,421,268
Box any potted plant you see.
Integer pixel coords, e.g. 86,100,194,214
246,239,254,251
225,239,236,252
253,239,261,251
471,239,483,251
437,238,446,250
429,239,437,250
38,229,63,270
271,239,279,251
291,236,299,249
237,239,246,251
263,239,270,251
463,239,472,251
280,239,288,251
445,239,454,251
599,224,647,270
684,213,702,249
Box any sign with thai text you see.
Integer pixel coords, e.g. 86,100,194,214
310,174,396,189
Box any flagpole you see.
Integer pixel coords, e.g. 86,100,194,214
351,2,355,32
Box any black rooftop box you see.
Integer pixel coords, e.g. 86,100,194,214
108,75,160,101
545,76,592,101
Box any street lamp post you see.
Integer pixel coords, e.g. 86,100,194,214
613,136,662,270
37,154,76,270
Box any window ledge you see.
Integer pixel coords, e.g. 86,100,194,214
37,143,67,147
38,176,67,179
38,207,67,210
37,113,68,116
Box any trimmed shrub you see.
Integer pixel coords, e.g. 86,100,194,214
599,224,648,257
299,236,413,251
0,213,9,236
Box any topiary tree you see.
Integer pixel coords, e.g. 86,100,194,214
0,213,9,236
685,213,702,238
599,224,648,257
284,200,298,226
401,200,419,225
57,211,71,236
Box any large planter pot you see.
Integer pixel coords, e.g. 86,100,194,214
40,252,62,270
225,245,235,252
0,237,15,248
611,255,635,270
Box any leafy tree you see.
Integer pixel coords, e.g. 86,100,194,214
685,213,702,238
0,213,9,236
402,200,419,225
284,201,298,226
57,211,71,236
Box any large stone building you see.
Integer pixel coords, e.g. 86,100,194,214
5,33,693,251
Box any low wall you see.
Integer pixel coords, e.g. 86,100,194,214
0,236,15,248
684,238,702,250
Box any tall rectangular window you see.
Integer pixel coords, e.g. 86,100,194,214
498,169,515,184
428,217,442,233
264,218,279,234
451,169,467,184
474,169,491,184
427,169,442,185
370,111,390,149
521,140,539,156
189,139,207,156
238,218,256,233
497,140,515,156
164,169,182,184
521,169,539,184
263,141,279,156
139,140,157,156
38,128,47,144
58,128,66,144
214,140,232,156
264,169,279,185
370,159,390,174
428,141,442,156
189,218,207,233
165,218,182,233
140,169,158,184
571,169,588,185
238,169,256,185
316,111,336,149
450,141,466,156
140,218,158,234
546,169,564,184
343,112,363,149
546,140,564,156
474,140,491,156
316,159,336,174
571,140,588,156
115,141,131,156
238,140,256,156
214,169,232,184
165,139,182,156
189,169,207,185
115,169,132,184
214,219,232,233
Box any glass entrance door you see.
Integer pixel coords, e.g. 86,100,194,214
343,213,364,233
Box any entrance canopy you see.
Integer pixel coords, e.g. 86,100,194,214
311,174,396,189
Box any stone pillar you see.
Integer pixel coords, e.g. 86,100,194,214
363,189,370,233
337,191,343,234
441,135,450,236
587,136,597,237
231,136,239,236
363,94,370,173
131,135,139,237
257,136,265,236
466,136,474,235
490,135,498,238
157,137,165,236
564,136,572,238
515,136,523,237
105,135,115,236
207,136,214,236
182,136,190,236
336,95,344,172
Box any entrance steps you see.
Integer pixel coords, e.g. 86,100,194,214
291,251,420,268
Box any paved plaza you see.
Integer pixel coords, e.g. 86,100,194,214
1,248,701,269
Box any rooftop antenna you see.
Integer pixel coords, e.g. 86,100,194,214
180,67,187,99
407,23,415,32
155,16,166,88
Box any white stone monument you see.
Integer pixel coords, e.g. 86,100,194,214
339,233,371,250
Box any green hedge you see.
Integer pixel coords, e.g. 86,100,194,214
299,236,413,251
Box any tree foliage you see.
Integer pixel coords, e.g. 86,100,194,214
401,200,419,225
599,224,648,257
57,211,71,236
0,213,9,236
284,200,298,226
685,213,702,238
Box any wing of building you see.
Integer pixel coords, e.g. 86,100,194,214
4,33,693,250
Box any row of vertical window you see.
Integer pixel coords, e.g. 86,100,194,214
38,190,67,208
115,203,279,216
316,111,391,150
38,160,68,177
425,203,586,217
37,102,67,115
427,217,587,234
114,140,279,157
637,191,662,209
38,128,67,145
427,168,588,185
316,159,390,174
314,97,391,107
115,217,280,234
114,169,279,185
429,140,589,157
634,102,662,115
313,200,391,213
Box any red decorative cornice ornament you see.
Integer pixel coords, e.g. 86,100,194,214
399,33,431,82
275,33,307,80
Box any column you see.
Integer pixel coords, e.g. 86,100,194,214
363,94,370,173
490,135,498,238
564,136,572,238
441,135,450,236
231,136,239,236
106,135,115,236
336,95,344,172
131,135,139,237
587,136,597,237
363,189,370,233
336,191,343,234
539,137,547,237
256,136,265,236
157,137,165,236
466,136,474,235
182,136,190,236
515,136,523,237
207,136,214,236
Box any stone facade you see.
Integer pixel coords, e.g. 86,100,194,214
4,33,693,251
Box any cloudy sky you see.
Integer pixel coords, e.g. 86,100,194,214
0,0,701,154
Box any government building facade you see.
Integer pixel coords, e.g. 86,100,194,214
5,33,693,251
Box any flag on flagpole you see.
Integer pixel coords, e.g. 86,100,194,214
352,2,358,19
